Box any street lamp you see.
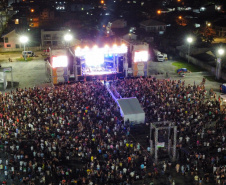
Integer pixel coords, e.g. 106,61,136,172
187,37,193,63
19,35,28,60
216,48,224,80
64,33,73,47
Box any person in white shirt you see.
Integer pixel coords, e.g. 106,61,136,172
222,135,225,142
123,168,127,174
38,166,42,172
130,171,135,178
163,162,167,172
4,170,8,179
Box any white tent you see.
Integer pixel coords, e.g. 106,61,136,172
117,97,145,124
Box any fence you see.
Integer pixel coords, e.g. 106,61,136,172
178,50,226,80
0,46,42,52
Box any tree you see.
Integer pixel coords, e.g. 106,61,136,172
195,26,216,44
176,16,187,26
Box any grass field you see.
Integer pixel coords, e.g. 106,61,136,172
16,57,33,62
172,60,206,72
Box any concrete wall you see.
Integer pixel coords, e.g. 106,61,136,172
0,46,42,52
177,45,210,55
179,51,226,81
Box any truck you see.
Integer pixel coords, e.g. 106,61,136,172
153,49,168,62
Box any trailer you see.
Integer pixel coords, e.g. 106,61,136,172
153,49,168,62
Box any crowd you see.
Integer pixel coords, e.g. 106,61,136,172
112,77,226,185
0,76,224,185
0,81,154,185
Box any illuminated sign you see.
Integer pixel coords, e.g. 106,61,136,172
134,51,148,62
52,56,68,68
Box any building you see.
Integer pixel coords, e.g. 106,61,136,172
41,29,82,48
140,19,167,34
111,19,127,29
1,29,21,49
41,29,66,48
122,33,137,41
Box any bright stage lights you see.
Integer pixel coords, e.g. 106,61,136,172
74,44,128,66
85,50,104,66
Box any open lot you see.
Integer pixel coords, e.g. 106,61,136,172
0,52,223,96
0,51,50,91
148,60,222,95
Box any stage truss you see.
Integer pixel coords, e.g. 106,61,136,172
150,121,177,164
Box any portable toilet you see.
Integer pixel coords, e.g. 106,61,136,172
222,84,226,94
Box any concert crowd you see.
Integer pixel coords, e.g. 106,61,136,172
0,77,224,185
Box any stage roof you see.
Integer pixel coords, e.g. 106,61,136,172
74,39,127,48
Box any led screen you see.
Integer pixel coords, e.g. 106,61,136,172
52,56,68,68
134,51,148,62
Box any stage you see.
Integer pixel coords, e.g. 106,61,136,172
74,44,128,81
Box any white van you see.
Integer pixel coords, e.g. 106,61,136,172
22,51,34,57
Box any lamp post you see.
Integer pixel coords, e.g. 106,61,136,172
64,33,73,47
19,36,28,61
187,37,193,63
216,48,224,80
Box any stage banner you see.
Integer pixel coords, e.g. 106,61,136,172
52,67,67,84
133,62,145,76
157,142,165,148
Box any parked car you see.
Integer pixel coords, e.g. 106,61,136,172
22,51,34,57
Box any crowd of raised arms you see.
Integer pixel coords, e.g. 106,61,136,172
0,76,224,185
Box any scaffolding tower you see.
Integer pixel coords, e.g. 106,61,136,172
150,121,177,164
